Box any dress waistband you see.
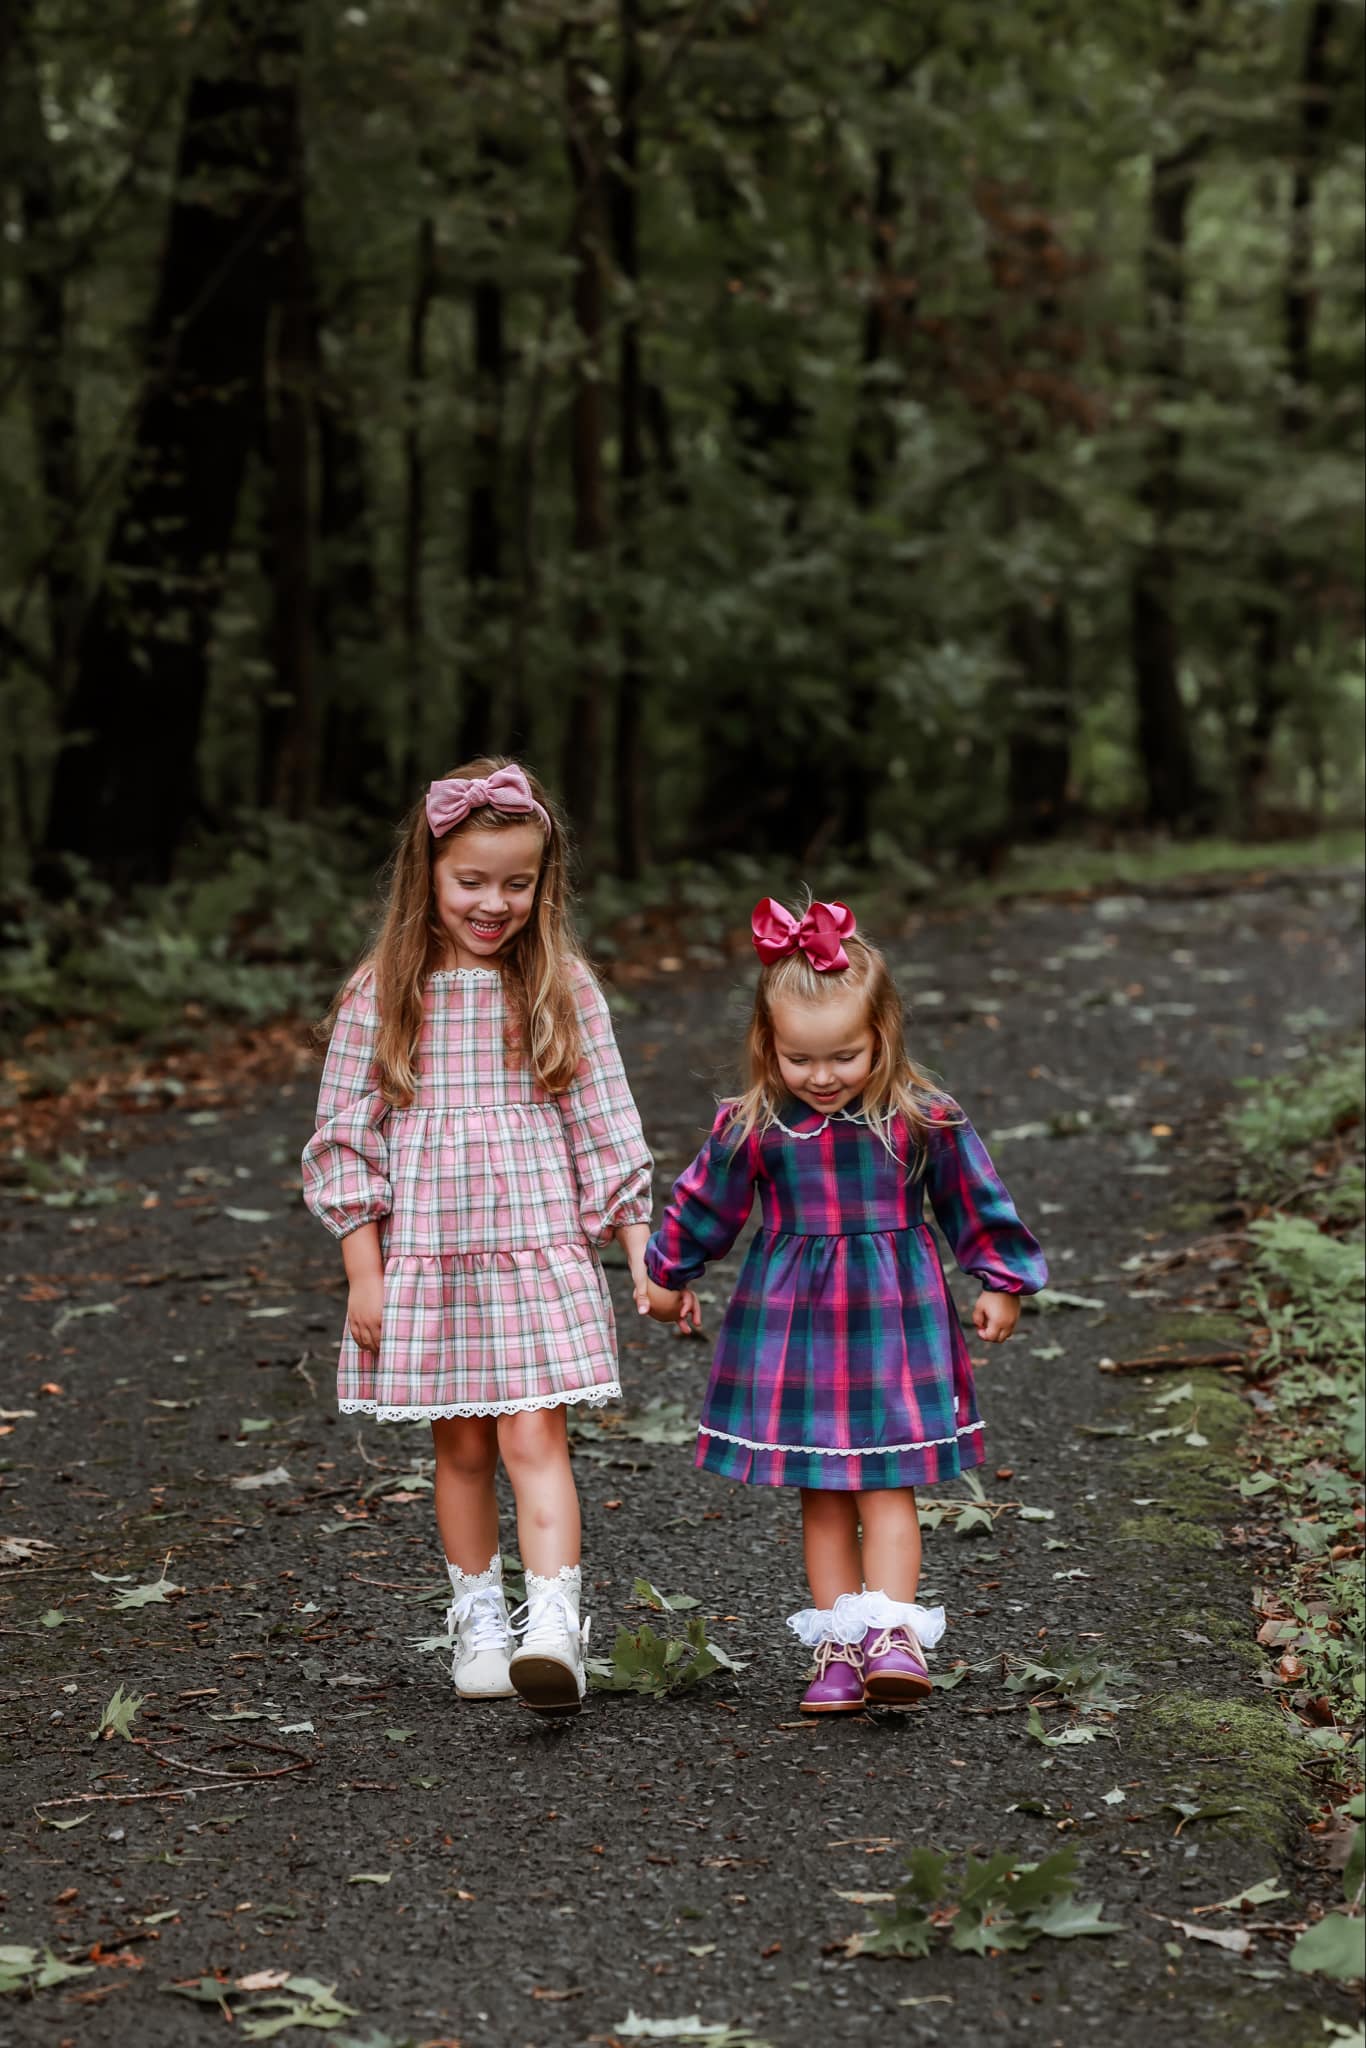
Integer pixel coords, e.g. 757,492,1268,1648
758,1221,931,1242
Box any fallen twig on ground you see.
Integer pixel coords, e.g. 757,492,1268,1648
1098,1352,1246,1375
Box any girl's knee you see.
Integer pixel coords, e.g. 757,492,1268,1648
497,1406,567,1469
431,1416,498,1479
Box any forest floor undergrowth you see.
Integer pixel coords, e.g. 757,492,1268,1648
1,861,1363,2047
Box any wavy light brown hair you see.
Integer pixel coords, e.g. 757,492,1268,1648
335,758,586,1105
726,920,955,1169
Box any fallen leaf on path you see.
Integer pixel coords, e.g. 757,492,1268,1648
91,1685,145,1741
0,1536,55,1564
230,1466,293,1490
1194,1877,1287,1916
1163,1917,1253,1955
112,1571,183,1610
347,1872,392,1885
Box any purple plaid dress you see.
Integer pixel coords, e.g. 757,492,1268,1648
645,1098,1046,1490
303,959,652,1421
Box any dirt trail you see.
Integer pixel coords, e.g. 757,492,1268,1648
1,869,1362,2047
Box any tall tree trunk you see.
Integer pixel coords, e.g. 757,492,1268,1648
457,0,508,763
610,0,647,880
315,354,381,811
261,82,318,820
1243,0,1339,819
1006,601,1073,836
561,43,608,864
401,215,436,791
42,0,301,887
844,139,900,853
1131,127,1207,831
11,7,81,700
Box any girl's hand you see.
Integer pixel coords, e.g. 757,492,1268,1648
974,1291,1020,1344
674,1288,704,1337
347,1275,384,1353
629,1257,652,1317
643,1277,703,1335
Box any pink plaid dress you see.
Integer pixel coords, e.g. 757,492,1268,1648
302,959,652,1421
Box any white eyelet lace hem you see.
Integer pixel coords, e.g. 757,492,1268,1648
699,1418,983,1457
339,1383,621,1422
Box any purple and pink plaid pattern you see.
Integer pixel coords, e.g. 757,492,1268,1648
303,960,653,1420
645,1097,1047,1490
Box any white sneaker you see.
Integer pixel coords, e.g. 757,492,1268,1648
508,1566,590,1716
445,1554,515,1700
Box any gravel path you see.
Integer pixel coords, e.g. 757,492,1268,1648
1,869,1361,2047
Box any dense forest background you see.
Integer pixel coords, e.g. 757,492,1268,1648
1,0,1363,917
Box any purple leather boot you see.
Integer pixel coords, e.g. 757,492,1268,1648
799,1637,867,1714
861,1624,932,1705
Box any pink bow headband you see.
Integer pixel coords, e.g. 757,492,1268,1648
751,897,856,973
426,765,551,839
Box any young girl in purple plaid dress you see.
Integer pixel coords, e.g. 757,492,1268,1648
304,760,653,1716
644,898,1046,1714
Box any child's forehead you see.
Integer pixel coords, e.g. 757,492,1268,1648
770,988,870,1049
434,822,544,873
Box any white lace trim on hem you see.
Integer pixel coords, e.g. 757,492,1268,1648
339,1383,621,1421
698,1418,984,1457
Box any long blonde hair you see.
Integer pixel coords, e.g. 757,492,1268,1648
726,924,954,1169
333,757,585,1105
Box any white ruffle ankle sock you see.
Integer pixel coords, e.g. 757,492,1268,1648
786,1587,946,1649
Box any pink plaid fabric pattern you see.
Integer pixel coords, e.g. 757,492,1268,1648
302,959,653,1420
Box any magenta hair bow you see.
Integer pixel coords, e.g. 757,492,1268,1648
751,897,856,973
426,765,551,838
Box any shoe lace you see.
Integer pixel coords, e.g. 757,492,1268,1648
813,1638,860,1677
447,1582,508,1654
509,1586,577,1651
864,1625,924,1666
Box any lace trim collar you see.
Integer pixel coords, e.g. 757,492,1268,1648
770,1095,877,1140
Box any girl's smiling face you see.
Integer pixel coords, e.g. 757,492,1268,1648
770,988,876,1113
432,824,544,969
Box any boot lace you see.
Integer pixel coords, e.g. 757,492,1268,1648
864,1625,924,1668
509,1587,579,1654
813,1638,861,1678
447,1581,508,1655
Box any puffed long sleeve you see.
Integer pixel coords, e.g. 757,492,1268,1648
922,1101,1047,1295
557,965,654,1245
645,1107,760,1289
302,974,393,1240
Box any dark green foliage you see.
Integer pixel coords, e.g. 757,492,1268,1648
0,0,1361,886
848,1845,1123,1959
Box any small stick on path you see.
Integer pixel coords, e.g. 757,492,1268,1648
1098,1352,1246,1375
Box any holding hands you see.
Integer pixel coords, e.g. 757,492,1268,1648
609,1221,703,1334
645,1279,704,1335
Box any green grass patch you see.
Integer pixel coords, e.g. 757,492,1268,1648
1134,1694,1309,1850
955,827,1366,905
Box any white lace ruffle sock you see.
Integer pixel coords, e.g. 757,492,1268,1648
446,1551,502,1603
786,1588,946,1650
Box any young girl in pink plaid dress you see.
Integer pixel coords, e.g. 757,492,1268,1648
304,761,653,1716
644,899,1046,1715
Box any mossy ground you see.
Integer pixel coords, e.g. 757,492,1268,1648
1133,1694,1310,1850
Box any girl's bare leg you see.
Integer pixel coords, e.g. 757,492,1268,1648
497,1406,581,1574
800,1489,863,1606
856,1488,922,1602
430,1415,500,1570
